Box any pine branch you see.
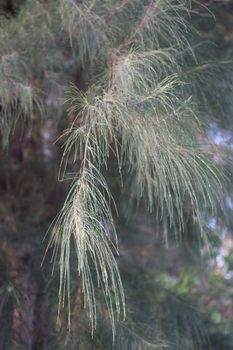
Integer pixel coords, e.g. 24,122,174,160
51,0,228,338
47,103,125,336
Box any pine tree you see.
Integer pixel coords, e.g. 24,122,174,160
0,0,232,349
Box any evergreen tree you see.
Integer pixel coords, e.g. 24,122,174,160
0,0,232,349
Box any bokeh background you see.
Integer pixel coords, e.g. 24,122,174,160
1,1,233,349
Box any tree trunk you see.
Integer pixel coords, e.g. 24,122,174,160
0,226,54,349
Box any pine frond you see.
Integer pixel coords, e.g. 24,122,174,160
64,54,224,237
47,156,125,337
59,0,111,66
48,0,227,339
120,0,191,50
0,51,41,146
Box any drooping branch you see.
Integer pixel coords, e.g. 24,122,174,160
47,112,125,337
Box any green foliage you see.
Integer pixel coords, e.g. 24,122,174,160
51,0,228,333
0,0,232,347
0,50,41,147
47,164,125,336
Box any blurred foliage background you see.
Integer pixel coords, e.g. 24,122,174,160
0,0,233,349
